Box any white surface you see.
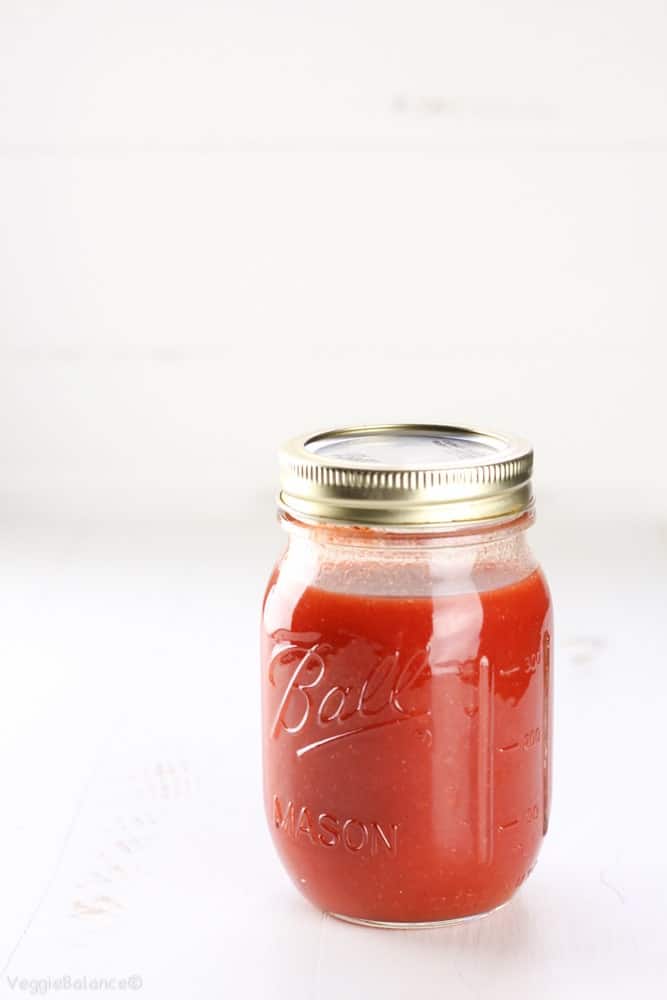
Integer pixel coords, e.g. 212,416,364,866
1,501,665,998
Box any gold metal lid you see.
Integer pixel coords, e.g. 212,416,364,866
278,424,534,528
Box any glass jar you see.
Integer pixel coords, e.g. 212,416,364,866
261,425,553,928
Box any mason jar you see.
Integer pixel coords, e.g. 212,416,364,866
261,424,553,927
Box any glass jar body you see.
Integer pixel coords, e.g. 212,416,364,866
261,515,553,927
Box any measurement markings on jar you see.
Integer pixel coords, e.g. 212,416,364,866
497,819,519,831
497,729,542,754
498,804,540,833
476,655,494,865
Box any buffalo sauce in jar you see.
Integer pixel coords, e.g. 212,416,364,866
261,425,553,927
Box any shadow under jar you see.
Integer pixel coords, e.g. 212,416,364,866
261,424,553,928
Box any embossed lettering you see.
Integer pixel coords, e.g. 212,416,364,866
269,642,431,756
270,645,326,738
273,794,295,835
358,653,399,716
272,796,399,858
318,686,350,724
342,819,368,853
392,649,430,714
370,821,399,857
318,813,340,848
296,806,317,844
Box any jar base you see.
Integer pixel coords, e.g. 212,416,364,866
328,898,510,930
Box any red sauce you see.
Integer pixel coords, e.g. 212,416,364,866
262,568,552,923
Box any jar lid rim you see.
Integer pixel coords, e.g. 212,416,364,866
278,423,534,528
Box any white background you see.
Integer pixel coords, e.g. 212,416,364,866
1,2,665,998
